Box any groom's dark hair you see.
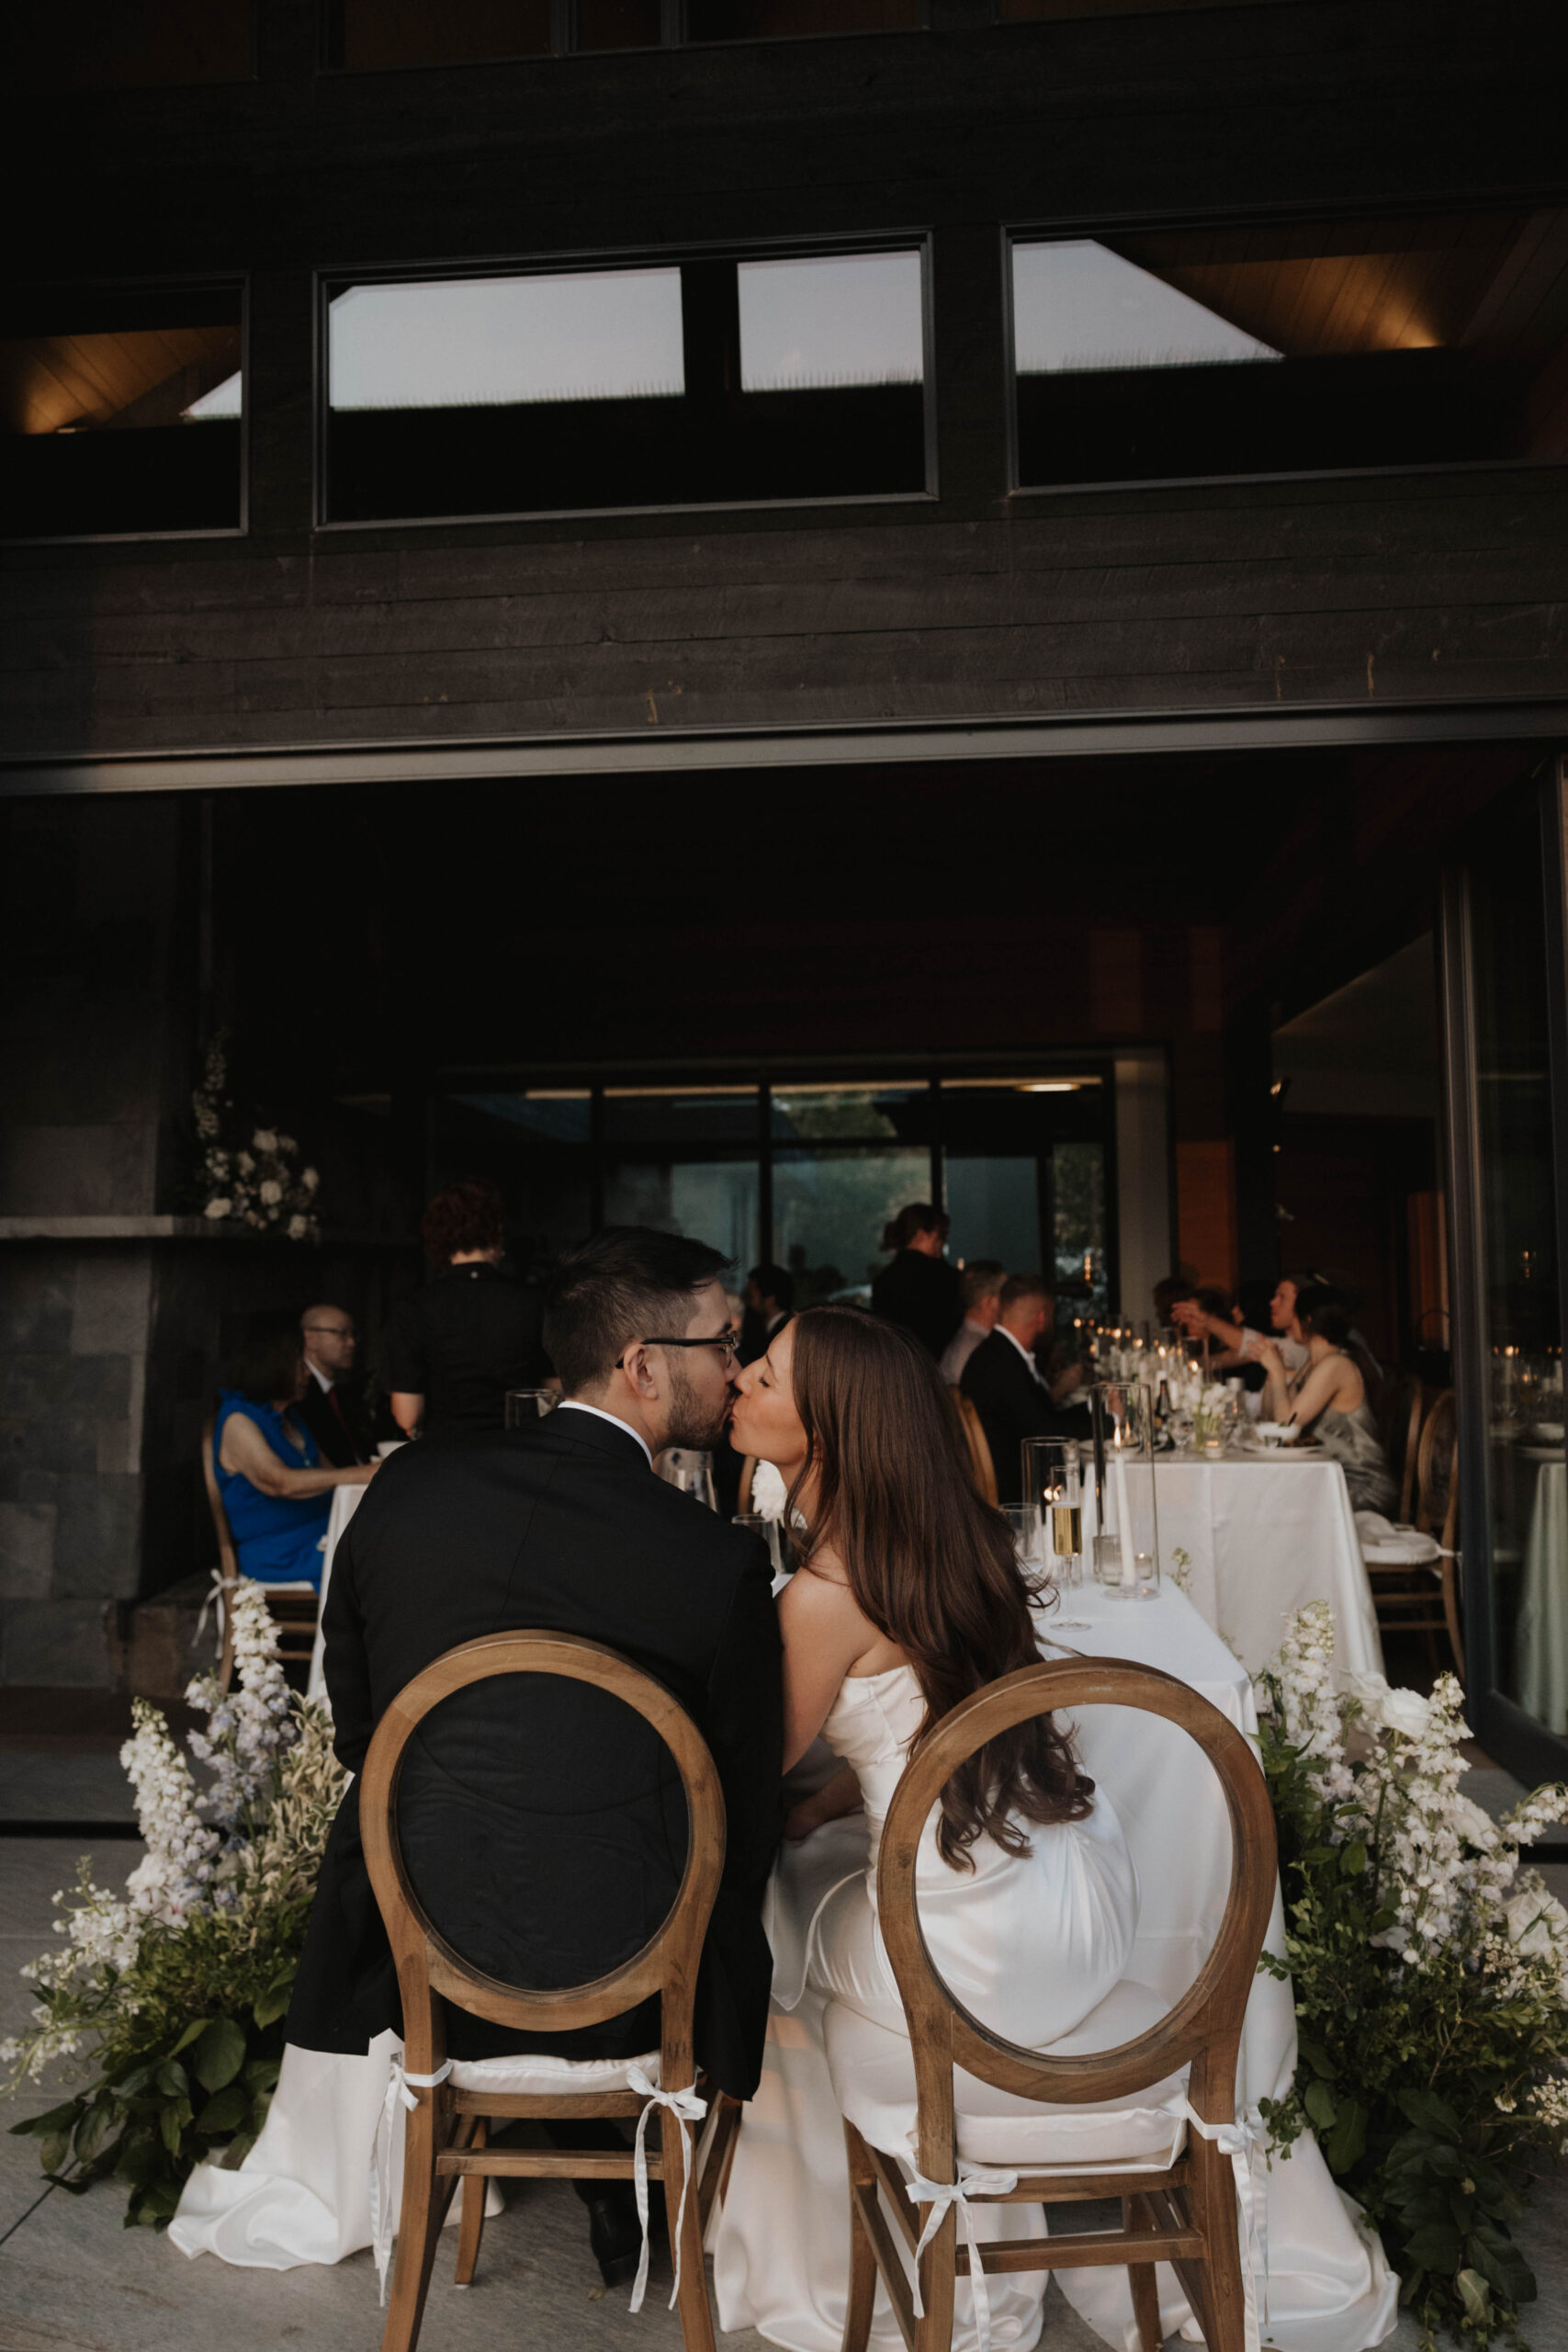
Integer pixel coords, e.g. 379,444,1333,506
544,1227,729,1395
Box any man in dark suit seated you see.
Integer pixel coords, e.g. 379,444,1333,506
288,1227,782,2288
294,1303,371,1467
961,1272,1090,1506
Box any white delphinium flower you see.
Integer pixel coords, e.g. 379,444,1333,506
236,1149,254,1175
204,1197,232,1219
253,1127,277,1153
118,1702,219,1925
301,1167,319,1194
288,1214,310,1241
1255,1600,1354,1805
186,1581,298,1842
258,1179,282,1207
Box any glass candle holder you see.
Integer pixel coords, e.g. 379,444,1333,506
1021,1435,1083,1586
504,1387,557,1428
1099,1382,1161,1600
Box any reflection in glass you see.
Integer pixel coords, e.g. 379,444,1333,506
739,252,923,391
772,1085,931,1306
605,1160,759,1263
323,245,928,520
689,0,919,36
335,0,551,69
329,273,686,411
1012,209,1568,487
1,294,243,537
1468,806,1565,1731
1013,241,1278,375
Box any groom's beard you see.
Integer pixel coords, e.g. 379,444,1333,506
663,1357,730,1452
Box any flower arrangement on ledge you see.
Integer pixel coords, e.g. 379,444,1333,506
3,1585,345,2227
192,1034,320,1241
1257,1601,1568,2349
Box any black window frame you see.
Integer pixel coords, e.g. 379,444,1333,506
0,272,250,548
1003,206,1568,501
313,232,939,532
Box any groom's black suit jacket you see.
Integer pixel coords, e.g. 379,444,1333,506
287,1408,783,2099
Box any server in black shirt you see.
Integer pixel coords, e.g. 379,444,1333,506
870,1200,963,1362
383,1179,552,1437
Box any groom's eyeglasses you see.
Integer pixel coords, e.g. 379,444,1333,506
615,1331,740,1369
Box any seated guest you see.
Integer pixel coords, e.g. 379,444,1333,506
294,1304,370,1467
870,1202,962,1361
938,1258,1005,1384
1254,1279,1398,1513
739,1261,795,1364
383,1177,552,1437
1170,1283,1268,1391
288,1227,781,2288
1176,1272,1309,1378
213,1311,377,1589
961,1273,1089,1506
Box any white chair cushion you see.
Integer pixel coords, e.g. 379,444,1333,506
1355,1511,1441,1566
824,1978,1189,2173
446,2047,662,2097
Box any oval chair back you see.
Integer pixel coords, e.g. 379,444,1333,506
871,1656,1276,2352
949,1388,999,1508
358,1631,728,2352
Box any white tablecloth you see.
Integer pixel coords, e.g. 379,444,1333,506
1516,1461,1568,1732
713,1579,1398,2352
305,1480,367,1703
1147,1453,1383,1684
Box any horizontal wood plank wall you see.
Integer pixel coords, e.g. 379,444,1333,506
2,0,1564,761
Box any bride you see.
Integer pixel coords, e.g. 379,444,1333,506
716,1305,1140,2350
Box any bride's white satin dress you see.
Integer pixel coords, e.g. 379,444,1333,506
714,1662,1141,2352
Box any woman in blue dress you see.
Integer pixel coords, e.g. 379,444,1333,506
215,1310,377,1589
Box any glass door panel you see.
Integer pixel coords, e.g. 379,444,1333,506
771,1084,933,1306
603,1087,760,1263
1467,810,1565,1739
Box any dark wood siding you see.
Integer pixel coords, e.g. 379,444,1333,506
3,0,1564,761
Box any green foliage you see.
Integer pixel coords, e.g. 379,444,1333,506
1258,1693,1568,2350
7,1920,302,2229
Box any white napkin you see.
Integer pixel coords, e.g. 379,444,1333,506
1354,1510,1440,1566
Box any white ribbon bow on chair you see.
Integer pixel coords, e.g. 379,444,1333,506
1170,2098,1270,2352
369,2055,453,2304
195,1567,237,1647
626,2064,707,2314
906,2160,1021,2352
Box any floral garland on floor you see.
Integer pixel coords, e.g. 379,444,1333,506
3,1585,345,2226
192,1034,321,1240
1256,1601,1568,2349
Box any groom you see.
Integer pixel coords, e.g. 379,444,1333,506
288,1227,782,2285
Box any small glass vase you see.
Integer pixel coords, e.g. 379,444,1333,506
1093,1382,1161,1600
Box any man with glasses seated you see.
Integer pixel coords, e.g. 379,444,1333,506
288,1227,781,2290
294,1303,371,1467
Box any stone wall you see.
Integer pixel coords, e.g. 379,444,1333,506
0,797,185,1684
0,1246,151,1682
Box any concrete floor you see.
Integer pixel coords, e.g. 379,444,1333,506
4,1832,1568,2351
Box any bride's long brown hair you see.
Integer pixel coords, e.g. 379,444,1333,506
786,1305,1093,1869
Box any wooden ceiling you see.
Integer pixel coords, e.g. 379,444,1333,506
0,325,241,435
1112,209,1568,452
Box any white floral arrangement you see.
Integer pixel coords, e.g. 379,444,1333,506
750,1459,790,1522
3,1585,345,2227
1256,1601,1568,2346
192,1035,320,1241
1190,1380,1233,1447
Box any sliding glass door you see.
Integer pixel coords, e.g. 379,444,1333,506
1443,763,1568,1782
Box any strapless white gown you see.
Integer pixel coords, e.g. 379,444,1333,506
804,1664,1139,2043
713,1662,1141,2352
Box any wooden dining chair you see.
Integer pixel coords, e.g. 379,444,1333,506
199,1411,320,1690
832,1657,1276,2352
1364,1390,1463,1679
1379,1371,1426,1525
949,1390,999,1509
359,1629,738,2352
